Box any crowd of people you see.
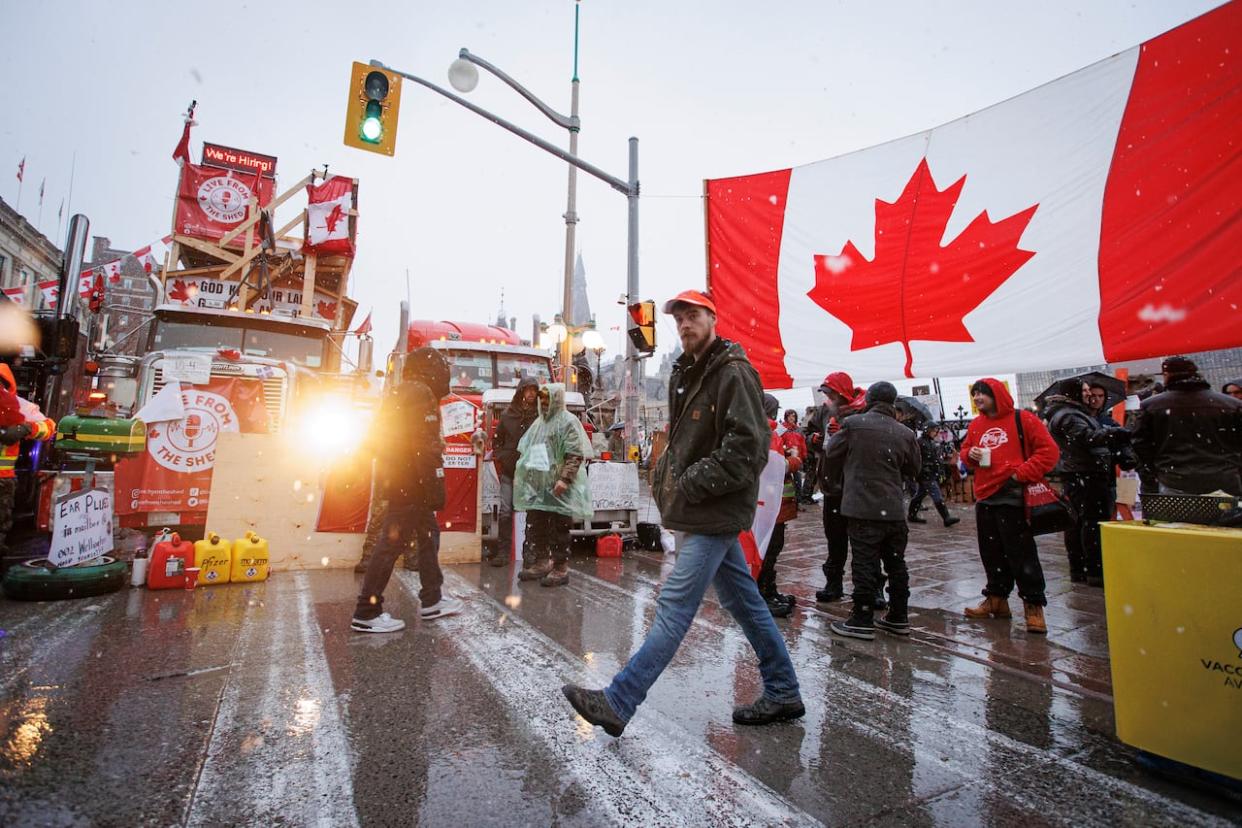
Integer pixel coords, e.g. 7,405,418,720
347,288,1241,740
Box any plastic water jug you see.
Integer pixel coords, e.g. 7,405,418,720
147,532,195,590
230,531,270,582
194,533,232,586
596,534,623,558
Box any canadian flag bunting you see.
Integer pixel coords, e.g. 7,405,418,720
38,280,60,307
101,259,124,284
304,175,355,257
2,285,28,305
705,1,1242,386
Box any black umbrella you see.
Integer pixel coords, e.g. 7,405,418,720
895,396,934,424
1035,371,1127,411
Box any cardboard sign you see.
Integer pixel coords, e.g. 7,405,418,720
163,354,212,385
49,488,114,567
587,462,639,511
440,400,477,437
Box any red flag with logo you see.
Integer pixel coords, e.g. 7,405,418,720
175,163,274,246
305,175,355,257
116,378,270,517
705,1,1242,385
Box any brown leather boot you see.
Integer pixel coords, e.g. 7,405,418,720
1024,602,1047,635
963,595,1012,619
518,558,554,581
541,561,570,587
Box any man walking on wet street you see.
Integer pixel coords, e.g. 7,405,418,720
491,376,540,568
561,289,802,737
353,348,463,632
823,382,921,640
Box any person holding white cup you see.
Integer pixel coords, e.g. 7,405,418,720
959,379,1060,635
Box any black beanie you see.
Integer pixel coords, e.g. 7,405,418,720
762,393,780,420
865,381,898,406
1162,355,1197,379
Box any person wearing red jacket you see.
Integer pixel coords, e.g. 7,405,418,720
959,378,1060,634
779,409,808,504
1,364,55,561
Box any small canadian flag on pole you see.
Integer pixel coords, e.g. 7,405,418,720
705,1,1242,385
352,311,373,336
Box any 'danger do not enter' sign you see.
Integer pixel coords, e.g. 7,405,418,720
49,488,114,567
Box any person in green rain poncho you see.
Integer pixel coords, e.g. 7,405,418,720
514,383,594,587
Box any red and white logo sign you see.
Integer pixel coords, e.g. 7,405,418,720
977,427,1010,451
196,176,254,224
146,390,240,473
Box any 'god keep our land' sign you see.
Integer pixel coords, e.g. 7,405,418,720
49,488,114,567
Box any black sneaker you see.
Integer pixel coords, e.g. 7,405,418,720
830,614,875,640
778,592,797,607
907,514,927,524
815,587,844,603
875,613,911,636
766,597,793,618
562,685,627,737
732,695,806,726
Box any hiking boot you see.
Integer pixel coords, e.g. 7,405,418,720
1024,601,1048,635
766,596,793,618
732,696,806,726
778,592,797,607
488,549,509,568
907,509,927,524
518,559,554,581
420,594,464,620
815,586,844,603
875,611,911,636
964,595,1012,619
351,612,405,634
541,561,570,587
562,685,626,737
942,515,961,527
830,611,875,640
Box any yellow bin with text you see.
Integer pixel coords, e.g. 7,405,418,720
1101,521,1242,781
193,533,232,586
230,531,270,583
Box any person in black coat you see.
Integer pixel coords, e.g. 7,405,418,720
823,382,921,640
491,375,540,567
353,348,462,633
1045,378,1131,586
1133,357,1242,496
908,424,961,528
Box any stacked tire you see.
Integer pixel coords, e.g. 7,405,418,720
1,557,128,601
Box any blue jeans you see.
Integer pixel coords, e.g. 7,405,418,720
604,532,801,721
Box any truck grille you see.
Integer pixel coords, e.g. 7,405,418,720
150,367,288,433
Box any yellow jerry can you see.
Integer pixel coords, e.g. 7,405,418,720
230,531,270,583
193,533,232,586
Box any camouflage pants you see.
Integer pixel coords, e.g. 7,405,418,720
0,478,15,554
362,497,389,556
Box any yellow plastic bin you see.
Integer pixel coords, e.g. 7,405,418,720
1101,521,1242,782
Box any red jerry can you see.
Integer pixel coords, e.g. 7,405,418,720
147,532,195,590
596,534,623,558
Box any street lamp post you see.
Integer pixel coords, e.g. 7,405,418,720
378,35,641,453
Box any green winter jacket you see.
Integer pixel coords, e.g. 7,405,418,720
653,338,769,534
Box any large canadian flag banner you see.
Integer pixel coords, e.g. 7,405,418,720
304,175,355,257
706,1,1241,386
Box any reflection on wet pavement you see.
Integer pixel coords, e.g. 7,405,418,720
0,504,1238,826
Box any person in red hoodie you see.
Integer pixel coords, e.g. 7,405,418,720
959,378,1059,634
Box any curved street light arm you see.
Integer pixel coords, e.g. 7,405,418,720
370,60,631,196
458,48,579,132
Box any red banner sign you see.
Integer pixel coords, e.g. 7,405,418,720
175,163,275,245
116,378,270,516
202,142,277,178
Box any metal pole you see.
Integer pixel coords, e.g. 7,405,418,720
624,137,640,453
559,10,581,387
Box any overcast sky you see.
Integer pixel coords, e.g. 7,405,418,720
1,0,1221,390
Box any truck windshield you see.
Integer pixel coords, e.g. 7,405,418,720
153,321,325,367
496,354,552,387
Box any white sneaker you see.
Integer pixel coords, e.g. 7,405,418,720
351,612,406,634
420,594,464,620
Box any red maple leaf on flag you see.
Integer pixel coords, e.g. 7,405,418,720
807,158,1038,377
324,203,345,234
168,279,192,303
316,300,337,320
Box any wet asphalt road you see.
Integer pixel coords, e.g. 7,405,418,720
2,512,1240,826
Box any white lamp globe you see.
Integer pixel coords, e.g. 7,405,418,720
448,59,479,93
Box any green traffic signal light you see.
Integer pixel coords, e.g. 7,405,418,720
361,101,383,142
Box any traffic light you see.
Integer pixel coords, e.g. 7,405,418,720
627,300,656,356
343,62,402,156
